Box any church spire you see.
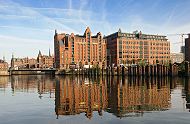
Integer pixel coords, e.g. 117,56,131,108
3,55,5,62
55,29,57,35
118,28,121,33
12,53,14,59
38,50,42,56
49,48,51,57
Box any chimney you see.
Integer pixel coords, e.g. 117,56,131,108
188,33,190,38
55,29,57,35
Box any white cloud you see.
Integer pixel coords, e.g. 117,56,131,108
0,35,49,44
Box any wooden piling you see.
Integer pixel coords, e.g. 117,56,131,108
122,66,125,77
141,66,145,76
169,63,173,77
153,65,157,76
128,66,131,76
145,65,150,77
157,64,160,77
185,61,189,77
150,65,153,76
117,66,119,76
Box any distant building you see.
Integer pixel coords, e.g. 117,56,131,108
170,53,184,64
54,27,107,69
11,56,37,69
11,53,37,69
106,29,170,66
37,50,54,68
11,50,54,70
0,59,8,71
185,34,190,62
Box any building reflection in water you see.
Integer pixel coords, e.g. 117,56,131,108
2,75,190,118
55,76,172,119
10,75,55,98
55,76,107,119
107,77,171,118
0,76,9,92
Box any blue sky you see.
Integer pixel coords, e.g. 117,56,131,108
1,0,190,62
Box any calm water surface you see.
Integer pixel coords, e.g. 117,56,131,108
0,75,190,124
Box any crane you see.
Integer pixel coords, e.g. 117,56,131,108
167,33,189,46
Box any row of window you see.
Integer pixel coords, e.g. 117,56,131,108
122,46,170,50
122,33,166,39
122,55,170,59
122,50,169,54
119,41,169,46
150,47,170,50
150,52,170,54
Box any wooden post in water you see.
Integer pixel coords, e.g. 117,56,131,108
153,65,157,76
165,66,168,76
160,64,163,76
141,66,145,76
175,64,177,76
137,65,140,76
145,65,149,77
110,66,111,76
134,66,137,76
150,65,153,76
185,61,189,77
117,66,119,76
139,66,142,76
163,65,165,76
131,66,134,76
111,66,113,76
157,64,160,77
128,66,131,76
97,66,100,76
169,63,173,77
132,66,135,76
113,66,115,76
122,66,125,77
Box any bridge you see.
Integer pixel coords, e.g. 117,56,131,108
9,69,56,75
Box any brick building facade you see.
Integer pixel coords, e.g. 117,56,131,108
11,56,37,69
185,34,190,62
54,27,107,69
0,59,8,71
106,29,170,66
37,50,54,68
11,50,54,69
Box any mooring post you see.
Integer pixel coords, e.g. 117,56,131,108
150,65,153,76
128,66,131,76
169,63,173,77
157,64,160,77
185,61,189,77
145,65,149,77
141,66,145,76
117,66,119,76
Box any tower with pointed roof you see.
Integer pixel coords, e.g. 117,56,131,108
37,50,42,68
49,48,51,57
